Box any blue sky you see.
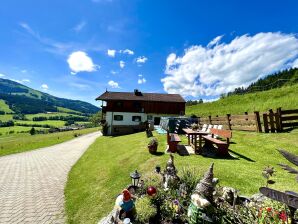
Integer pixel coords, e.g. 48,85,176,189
0,0,298,106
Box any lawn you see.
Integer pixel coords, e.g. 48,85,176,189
65,129,298,224
186,84,298,116
0,127,100,157
15,120,66,127
0,125,47,135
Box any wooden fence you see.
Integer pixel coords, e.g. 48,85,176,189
197,107,298,133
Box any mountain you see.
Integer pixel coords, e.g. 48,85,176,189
0,78,100,114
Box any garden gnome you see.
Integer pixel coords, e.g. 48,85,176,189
163,154,179,190
188,163,215,223
115,189,135,220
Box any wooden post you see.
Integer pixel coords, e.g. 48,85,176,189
198,117,201,126
277,107,283,132
274,110,281,133
226,114,231,130
254,111,262,132
263,113,269,133
208,115,212,124
268,109,275,133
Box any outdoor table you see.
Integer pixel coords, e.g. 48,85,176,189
182,128,208,154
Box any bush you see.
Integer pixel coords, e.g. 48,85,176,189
30,127,36,135
135,197,157,223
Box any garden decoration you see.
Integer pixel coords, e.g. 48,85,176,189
188,163,215,224
115,189,136,220
259,187,298,222
147,186,157,196
278,148,298,182
148,137,158,154
130,170,141,188
163,154,179,190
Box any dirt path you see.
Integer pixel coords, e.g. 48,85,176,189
0,131,102,224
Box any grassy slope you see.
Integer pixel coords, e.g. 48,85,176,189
15,120,66,127
186,84,298,116
0,99,13,113
0,114,13,121
0,126,47,135
0,127,99,157
65,130,298,224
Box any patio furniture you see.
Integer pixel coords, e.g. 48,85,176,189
182,128,208,154
202,128,232,156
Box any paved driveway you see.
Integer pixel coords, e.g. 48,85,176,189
0,131,102,224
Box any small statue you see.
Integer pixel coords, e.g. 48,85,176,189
195,163,215,202
188,163,215,224
163,154,179,190
115,189,136,220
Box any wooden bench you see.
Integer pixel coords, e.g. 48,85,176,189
202,128,232,156
167,132,181,153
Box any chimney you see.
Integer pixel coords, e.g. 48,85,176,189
134,89,142,96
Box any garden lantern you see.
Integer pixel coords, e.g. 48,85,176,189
130,170,141,187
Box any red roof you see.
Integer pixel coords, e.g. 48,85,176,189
96,91,185,103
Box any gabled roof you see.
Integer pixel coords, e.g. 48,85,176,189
96,91,185,103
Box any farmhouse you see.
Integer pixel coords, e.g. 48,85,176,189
96,89,186,135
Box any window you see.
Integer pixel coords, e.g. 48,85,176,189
114,115,123,121
132,116,141,122
147,115,153,121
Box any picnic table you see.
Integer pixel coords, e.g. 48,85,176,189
182,128,208,154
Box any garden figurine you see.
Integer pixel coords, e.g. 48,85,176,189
163,154,179,190
115,189,136,220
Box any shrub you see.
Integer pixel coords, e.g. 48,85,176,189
30,127,36,135
135,196,157,223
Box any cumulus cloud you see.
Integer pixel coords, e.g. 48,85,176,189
108,80,119,88
162,32,298,98
119,60,125,68
119,49,134,55
41,84,49,90
107,49,116,57
67,51,99,74
136,56,148,65
0,73,5,77
138,78,146,84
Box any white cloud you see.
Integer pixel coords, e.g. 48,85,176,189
10,79,30,84
110,70,118,75
73,21,86,32
108,80,119,88
136,56,148,65
119,49,134,55
107,49,116,57
162,32,298,98
41,84,49,91
22,79,30,83
67,51,99,74
293,58,298,68
138,77,146,84
0,73,5,77
119,60,125,68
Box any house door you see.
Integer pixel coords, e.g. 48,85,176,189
154,117,161,125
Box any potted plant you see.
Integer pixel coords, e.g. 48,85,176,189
191,123,199,131
148,137,158,154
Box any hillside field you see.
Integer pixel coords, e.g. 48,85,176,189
186,84,298,116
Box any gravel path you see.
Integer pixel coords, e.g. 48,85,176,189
0,131,102,224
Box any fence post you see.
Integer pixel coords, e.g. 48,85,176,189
208,115,212,124
277,107,283,132
226,114,231,130
254,111,262,132
263,113,269,133
268,109,276,133
274,109,281,132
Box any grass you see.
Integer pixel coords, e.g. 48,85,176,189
0,99,13,113
25,112,85,120
0,127,100,157
15,120,66,127
186,84,298,116
0,114,14,121
65,129,298,224
0,126,47,135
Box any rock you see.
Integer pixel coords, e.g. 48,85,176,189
250,193,267,203
98,208,120,224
